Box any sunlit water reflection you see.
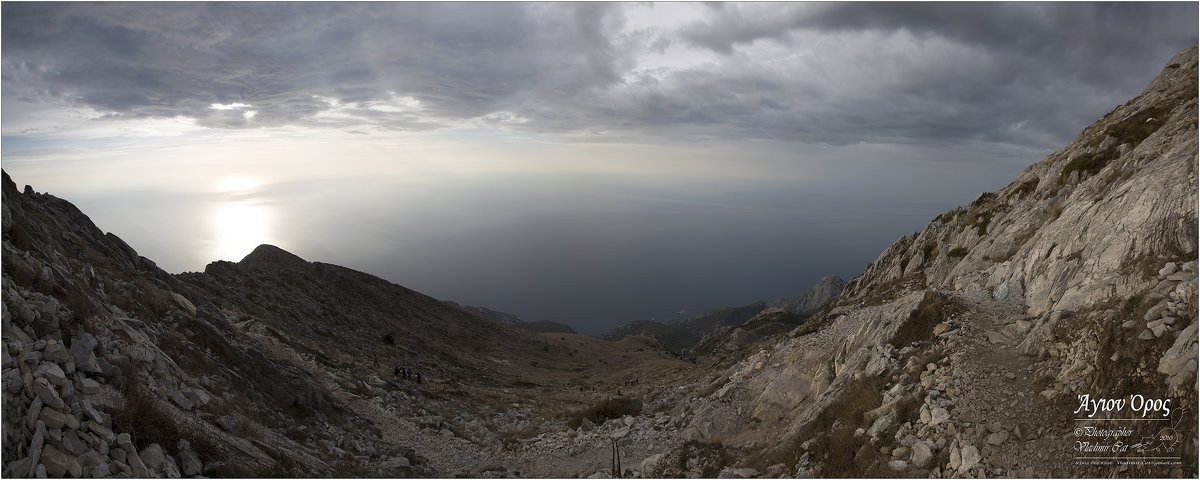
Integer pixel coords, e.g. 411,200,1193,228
208,200,272,262
205,176,275,262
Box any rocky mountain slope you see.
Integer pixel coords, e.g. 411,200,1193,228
2,45,1196,480
639,45,1199,478
451,304,577,334
0,169,702,477
772,275,846,315
600,301,767,353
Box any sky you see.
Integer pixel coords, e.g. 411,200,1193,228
2,2,1196,334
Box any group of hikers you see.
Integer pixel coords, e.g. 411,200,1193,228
373,354,421,384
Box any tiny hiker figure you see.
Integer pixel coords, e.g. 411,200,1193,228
373,354,379,369
393,365,400,377
415,372,422,384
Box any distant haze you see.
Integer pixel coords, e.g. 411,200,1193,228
3,3,1196,334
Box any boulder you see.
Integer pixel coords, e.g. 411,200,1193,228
42,341,72,368
39,406,78,430
32,378,66,410
929,407,950,426
1148,319,1168,338
78,377,100,395
34,361,68,387
1158,320,1198,394
28,421,46,472
41,444,82,478
867,411,895,437
176,440,203,476
68,332,101,374
640,453,663,475
61,429,88,455
140,443,166,471
216,415,239,435
911,441,933,468
958,445,981,473
168,390,195,411
162,454,182,478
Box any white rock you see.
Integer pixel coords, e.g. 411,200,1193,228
911,441,933,468
1158,320,1198,394
958,445,981,473
929,407,950,426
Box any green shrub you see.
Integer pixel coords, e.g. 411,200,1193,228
948,247,968,258
976,212,992,236
1061,152,1105,183
568,397,641,429
921,244,936,259
892,291,949,349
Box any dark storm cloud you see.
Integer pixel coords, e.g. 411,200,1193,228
2,2,624,131
670,2,1197,146
3,2,1196,147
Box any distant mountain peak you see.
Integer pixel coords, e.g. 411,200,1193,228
772,274,846,314
239,244,309,270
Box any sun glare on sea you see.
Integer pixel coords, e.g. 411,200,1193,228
208,175,273,262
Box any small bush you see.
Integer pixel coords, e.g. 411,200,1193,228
568,397,641,429
892,291,949,349
1121,295,1143,317
921,244,936,259
948,247,968,258
976,212,992,236
1061,152,1105,183
382,332,395,345
1016,178,1039,198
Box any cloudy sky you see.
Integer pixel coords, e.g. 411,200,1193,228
2,2,1196,334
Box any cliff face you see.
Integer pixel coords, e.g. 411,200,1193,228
646,46,1199,478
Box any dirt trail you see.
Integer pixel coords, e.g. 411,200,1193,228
940,293,1075,477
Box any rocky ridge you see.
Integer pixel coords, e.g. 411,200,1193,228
1,169,701,477
641,46,1199,478
1,45,1196,480
772,275,846,315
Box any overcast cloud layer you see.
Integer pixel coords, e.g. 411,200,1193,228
2,2,1196,333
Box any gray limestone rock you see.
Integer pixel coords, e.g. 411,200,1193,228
32,378,65,410
28,420,47,474
39,407,78,430
162,454,182,479
33,362,67,387
929,407,950,426
911,441,933,468
176,439,203,477
41,444,82,478
62,429,88,456
958,445,981,473
140,443,165,471
216,415,239,435
1158,320,1199,394
41,341,71,368
68,332,101,374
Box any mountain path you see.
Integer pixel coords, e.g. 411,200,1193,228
937,292,1074,477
